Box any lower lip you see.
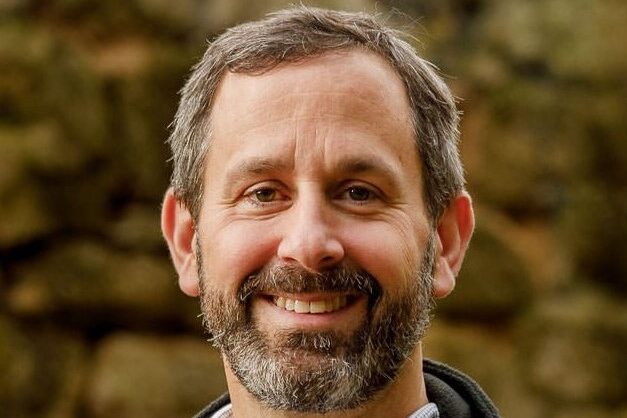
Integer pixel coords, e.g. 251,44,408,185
253,294,368,330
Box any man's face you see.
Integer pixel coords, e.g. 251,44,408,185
195,50,436,412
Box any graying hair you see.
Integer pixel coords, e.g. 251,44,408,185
168,5,464,223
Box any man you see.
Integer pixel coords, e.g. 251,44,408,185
161,6,500,418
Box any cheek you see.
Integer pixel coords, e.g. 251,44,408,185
199,220,280,293
341,219,427,292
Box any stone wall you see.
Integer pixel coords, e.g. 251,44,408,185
1,1,626,417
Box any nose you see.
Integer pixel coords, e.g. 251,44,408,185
277,192,345,271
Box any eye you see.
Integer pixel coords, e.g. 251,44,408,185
347,186,372,201
336,183,381,206
242,183,289,209
253,188,277,203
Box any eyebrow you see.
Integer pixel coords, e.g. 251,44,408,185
337,156,396,176
335,156,402,189
222,154,403,192
224,157,292,189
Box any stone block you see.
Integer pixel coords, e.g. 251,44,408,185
199,0,377,35
0,317,86,418
86,333,226,418
560,182,627,294
481,0,626,81
134,0,202,32
0,22,50,122
108,204,165,250
0,0,30,14
553,405,627,418
424,320,543,418
0,22,107,151
43,0,144,36
8,241,199,329
0,317,34,415
0,23,115,238
37,162,123,233
87,37,153,79
0,122,93,246
111,45,189,200
0,182,56,247
0,115,133,245
0,123,86,180
523,290,627,403
464,85,568,219
436,225,533,319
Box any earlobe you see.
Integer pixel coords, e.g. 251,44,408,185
432,192,475,299
161,189,200,297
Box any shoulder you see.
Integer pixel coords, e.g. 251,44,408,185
423,359,501,418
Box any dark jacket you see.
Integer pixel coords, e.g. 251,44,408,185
194,359,501,418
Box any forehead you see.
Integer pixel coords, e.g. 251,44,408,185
205,49,418,181
210,49,413,139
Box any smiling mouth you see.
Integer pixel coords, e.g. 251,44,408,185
272,295,350,314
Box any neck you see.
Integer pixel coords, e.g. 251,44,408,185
223,344,428,418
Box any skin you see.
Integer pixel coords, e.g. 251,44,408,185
162,49,475,418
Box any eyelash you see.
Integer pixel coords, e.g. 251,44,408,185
336,184,380,205
241,182,382,208
243,184,287,207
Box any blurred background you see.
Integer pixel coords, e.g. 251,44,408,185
1,0,626,417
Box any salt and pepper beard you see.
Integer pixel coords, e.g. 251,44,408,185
196,232,436,413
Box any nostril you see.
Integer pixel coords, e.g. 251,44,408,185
319,252,343,269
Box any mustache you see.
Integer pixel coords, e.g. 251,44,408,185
238,263,381,303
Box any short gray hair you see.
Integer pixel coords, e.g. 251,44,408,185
168,5,464,223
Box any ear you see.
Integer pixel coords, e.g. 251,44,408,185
432,191,475,299
161,188,200,297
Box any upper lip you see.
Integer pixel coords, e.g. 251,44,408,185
261,291,359,301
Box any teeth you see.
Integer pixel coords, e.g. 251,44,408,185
272,296,348,314
285,298,295,311
294,300,309,313
310,300,326,313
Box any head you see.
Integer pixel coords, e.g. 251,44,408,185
168,6,464,225
162,5,474,415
